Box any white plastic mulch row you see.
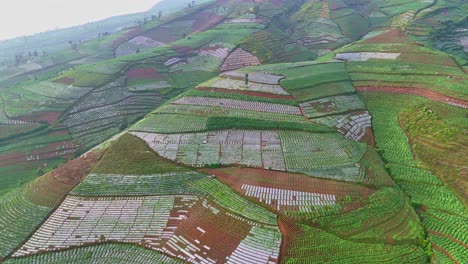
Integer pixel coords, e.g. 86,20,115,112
336,112,372,141
335,52,401,61
227,226,281,264
132,130,287,171
241,184,336,211
172,97,301,115
13,195,180,257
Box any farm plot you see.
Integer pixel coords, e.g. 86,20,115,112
170,54,224,72
172,97,301,115
6,243,183,264
12,195,180,257
312,187,424,243
356,86,468,109
126,66,162,80
20,81,92,100
0,188,51,258
204,77,290,95
189,88,297,104
279,131,367,180
132,104,331,134
335,111,373,141
300,95,366,118
220,71,284,85
276,62,356,102
64,92,166,148
220,48,261,71
336,52,401,61
71,172,207,197
116,36,166,57
282,223,428,264
204,167,375,215
159,199,280,264
1,86,79,118
53,70,114,87
14,195,280,263
363,92,468,262
132,130,286,170
23,151,99,208
199,44,231,61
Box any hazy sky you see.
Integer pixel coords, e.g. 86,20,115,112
0,0,161,40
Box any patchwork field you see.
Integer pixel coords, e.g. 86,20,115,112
0,0,466,263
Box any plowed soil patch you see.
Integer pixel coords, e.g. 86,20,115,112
16,112,62,124
196,87,295,99
364,30,416,44
144,27,179,44
52,151,99,185
165,199,250,262
432,244,459,264
192,13,224,32
202,167,374,212
54,77,75,85
127,67,162,79
25,151,99,207
356,86,468,108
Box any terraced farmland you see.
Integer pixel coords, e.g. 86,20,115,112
0,0,466,263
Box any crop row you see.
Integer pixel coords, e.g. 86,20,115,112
0,188,51,258
283,224,428,264
13,195,184,257
6,243,183,264
207,77,290,95
172,96,302,115
300,95,366,118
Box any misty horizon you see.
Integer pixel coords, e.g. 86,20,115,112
0,0,161,41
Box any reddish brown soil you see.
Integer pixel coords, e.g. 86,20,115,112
54,77,75,85
277,217,303,261
428,230,468,248
397,53,458,67
356,86,468,109
25,151,99,207
432,244,459,264
171,45,196,55
112,28,144,48
364,30,416,44
192,13,224,32
0,152,25,166
126,67,162,79
200,44,224,52
202,167,375,214
16,112,62,125
52,151,98,185
143,27,179,44
361,127,376,147
196,87,295,99
161,199,251,262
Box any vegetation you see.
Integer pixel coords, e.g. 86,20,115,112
93,133,190,175
0,0,466,262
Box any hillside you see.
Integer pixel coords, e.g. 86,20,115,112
0,0,466,263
